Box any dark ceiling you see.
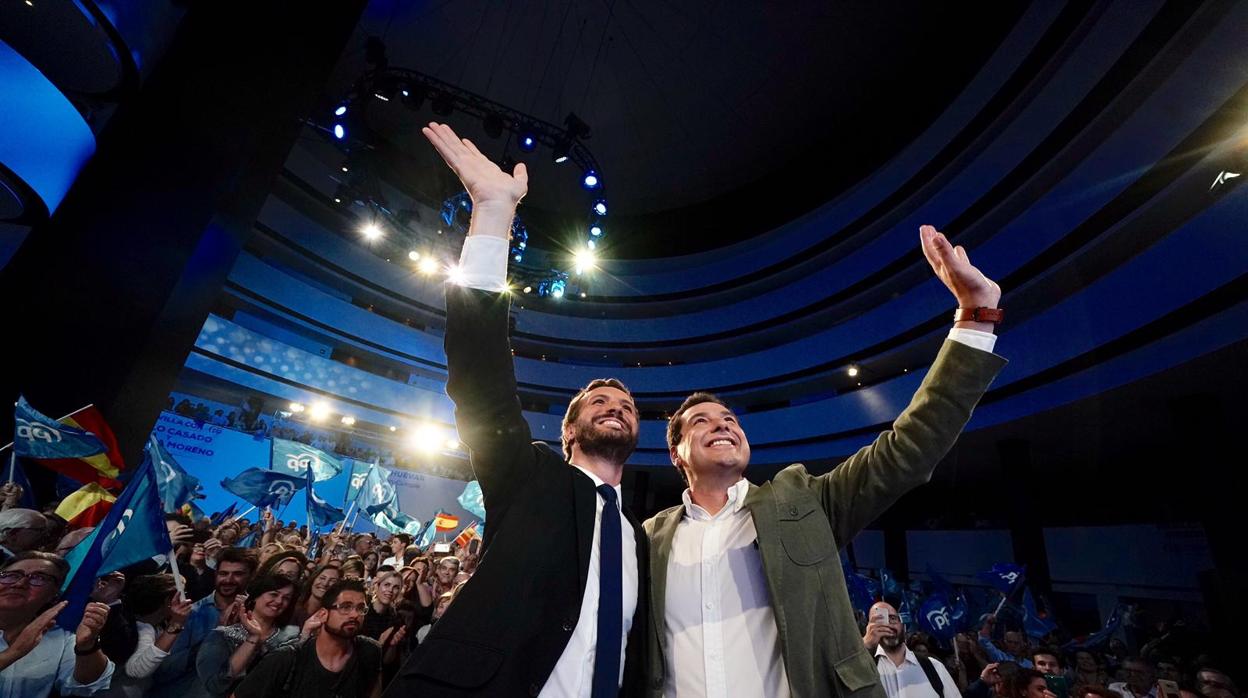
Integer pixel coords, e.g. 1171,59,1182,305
319,0,1025,258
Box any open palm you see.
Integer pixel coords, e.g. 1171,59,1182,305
422,122,528,208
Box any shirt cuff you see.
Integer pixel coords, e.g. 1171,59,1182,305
456,235,510,292
947,327,998,354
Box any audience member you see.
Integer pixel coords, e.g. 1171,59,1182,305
195,573,299,697
866,601,961,698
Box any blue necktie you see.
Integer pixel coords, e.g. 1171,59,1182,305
592,484,622,698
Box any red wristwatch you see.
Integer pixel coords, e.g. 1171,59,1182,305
953,307,1005,324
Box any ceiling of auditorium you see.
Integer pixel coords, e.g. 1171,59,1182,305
317,1,1024,258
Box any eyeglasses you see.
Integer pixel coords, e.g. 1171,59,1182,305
0,570,59,588
328,602,369,615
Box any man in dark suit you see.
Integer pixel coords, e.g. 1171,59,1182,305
385,122,647,697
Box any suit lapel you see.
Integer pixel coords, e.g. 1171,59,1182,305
648,507,683,652
571,469,597,596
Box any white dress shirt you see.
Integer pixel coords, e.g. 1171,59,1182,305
0,625,114,698
665,477,788,698
457,237,639,697
874,646,961,698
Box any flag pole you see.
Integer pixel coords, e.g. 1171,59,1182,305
167,544,186,597
6,450,14,484
230,504,257,522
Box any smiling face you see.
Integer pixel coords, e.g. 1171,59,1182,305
671,400,751,484
562,382,638,465
373,573,402,607
310,567,340,600
253,586,294,622
0,558,61,616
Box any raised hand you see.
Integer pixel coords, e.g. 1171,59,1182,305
75,601,110,648
240,609,264,640
168,593,193,625
91,571,126,604
422,122,528,213
919,225,1001,310
301,608,327,640
2,601,66,663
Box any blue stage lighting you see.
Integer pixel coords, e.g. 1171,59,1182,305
593,200,607,216
334,105,347,116
589,224,603,237
333,124,346,140
587,239,596,250
582,170,600,189
519,134,537,152
550,278,566,298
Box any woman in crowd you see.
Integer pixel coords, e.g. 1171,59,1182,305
339,556,365,581
361,570,403,640
102,574,192,698
195,573,299,697
291,563,340,628
255,550,307,584
363,550,380,580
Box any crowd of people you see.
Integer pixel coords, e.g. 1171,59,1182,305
0,492,480,698
1,478,1236,698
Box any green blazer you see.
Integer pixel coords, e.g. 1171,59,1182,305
642,339,1007,698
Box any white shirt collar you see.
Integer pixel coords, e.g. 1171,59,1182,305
569,463,622,502
874,644,920,667
681,477,751,520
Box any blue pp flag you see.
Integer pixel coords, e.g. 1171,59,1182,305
360,462,396,515
149,436,201,512
305,468,345,528
458,480,486,521
344,458,368,507
919,593,958,642
926,564,969,632
1022,587,1057,638
880,567,901,600
236,529,258,548
221,468,304,508
1063,604,1123,650
58,453,171,629
12,396,106,460
272,438,343,481
977,562,1026,594
210,502,239,526
371,501,421,535
418,515,440,548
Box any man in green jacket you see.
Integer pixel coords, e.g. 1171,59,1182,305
643,225,1008,698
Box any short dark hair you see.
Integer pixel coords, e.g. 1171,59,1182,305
123,574,178,617
1,551,70,582
562,378,633,460
1032,647,1062,668
322,578,367,609
243,573,297,626
665,392,731,483
1006,669,1046,698
217,547,259,573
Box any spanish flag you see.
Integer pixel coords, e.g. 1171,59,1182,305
453,520,480,548
433,512,460,532
55,482,117,528
33,405,125,489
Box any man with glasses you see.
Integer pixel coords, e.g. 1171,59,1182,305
864,602,959,698
235,579,397,698
0,551,113,697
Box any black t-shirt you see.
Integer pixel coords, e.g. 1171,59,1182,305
233,636,383,698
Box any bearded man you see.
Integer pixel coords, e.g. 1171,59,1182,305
386,122,648,698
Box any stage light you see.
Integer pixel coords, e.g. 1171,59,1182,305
522,286,532,294
445,438,460,450
590,223,603,237
587,239,596,250
340,415,356,426
389,425,397,432
847,365,859,377
341,165,349,172
361,223,382,240
580,292,587,298
334,105,347,117
550,279,566,298
418,257,439,275
308,402,331,422
553,138,571,164
289,402,306,413
408,250,421,261
446,264,466,285
333,124,346,140
519,132,537,152
593,200,607,216
408,424,442,452
582,170,600,189
574,248,596,275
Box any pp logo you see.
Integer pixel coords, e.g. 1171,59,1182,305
286,453,316,473
371,482,389,501
926,607,951,631
1001,571,1020,584
15,418,62,444
350,473,367,489
268,481,295,502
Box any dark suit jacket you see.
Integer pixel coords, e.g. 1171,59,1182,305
386,286,649,697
